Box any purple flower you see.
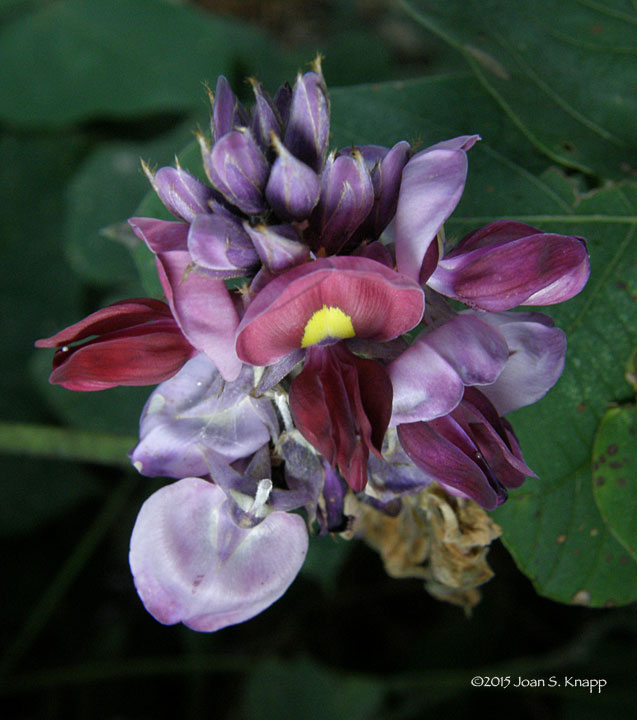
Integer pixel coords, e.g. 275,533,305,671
36,59,593,632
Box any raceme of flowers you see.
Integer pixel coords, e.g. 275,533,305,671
36,58,590,631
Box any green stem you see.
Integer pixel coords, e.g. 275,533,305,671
0,422,137,467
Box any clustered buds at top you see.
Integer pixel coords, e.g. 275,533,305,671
36,59,591,633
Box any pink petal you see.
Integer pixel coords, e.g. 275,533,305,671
236,256,424,366
155,252,242,381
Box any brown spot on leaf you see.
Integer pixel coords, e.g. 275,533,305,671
610,461,622,469
604,599,616,608
577,402,586,412
595,476,606,487
590,528,599,537
607,444,618,456
605,554,613,563
620,556,630,565
556,534,567,544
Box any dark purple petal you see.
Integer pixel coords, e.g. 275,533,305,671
249,79,282,150
289,343,393,491
447,221,541,256
389,314,509,425
283,66,330,172
187,213,258,276
129,477,308,632
395,135,479,283
205,129,269,215
397,421,503,510
429,231,590,310
244,224,311,275
131,356,277,478
144,164,215,223
265,135,320,221
312,151,374,253
352,141,410,240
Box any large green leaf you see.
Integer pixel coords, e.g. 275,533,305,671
0,0,292,127
398,0,637,180
592,405,637,561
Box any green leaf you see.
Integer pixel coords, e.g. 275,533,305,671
0,0,292,127
64,121,197,287
489,179,637,607
398,0,637,179
592,405,637,561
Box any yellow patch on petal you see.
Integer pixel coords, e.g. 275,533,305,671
301,305,355,348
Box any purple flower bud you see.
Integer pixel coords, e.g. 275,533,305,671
365,141,411,238
428,221,590,310
188,213,258,277
143,163,215,223
249,79,282,150
212,75,249,140
204,129,269,215
243,223,310,274
266,135,321,221
311,151,374,253
283,66,330,172
273,81,292,127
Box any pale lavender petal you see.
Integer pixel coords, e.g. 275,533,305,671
188,213,258,276
146,165,215,223
131,355,277,479
395,136,479,283
155,251,242,380
468,310,567,414
388,314,508,425
129,477,308,632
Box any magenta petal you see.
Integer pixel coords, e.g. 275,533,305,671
467,310,567,414
35,298,173,347
388,314,509,425
397,422,501,510
47,321,195,391
129,217,189,253
429,233,590,310
129,478,308,632
236,256,424,366
155,251,241,381
395,136,479,283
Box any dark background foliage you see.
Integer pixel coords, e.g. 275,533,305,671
1,1,635,718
